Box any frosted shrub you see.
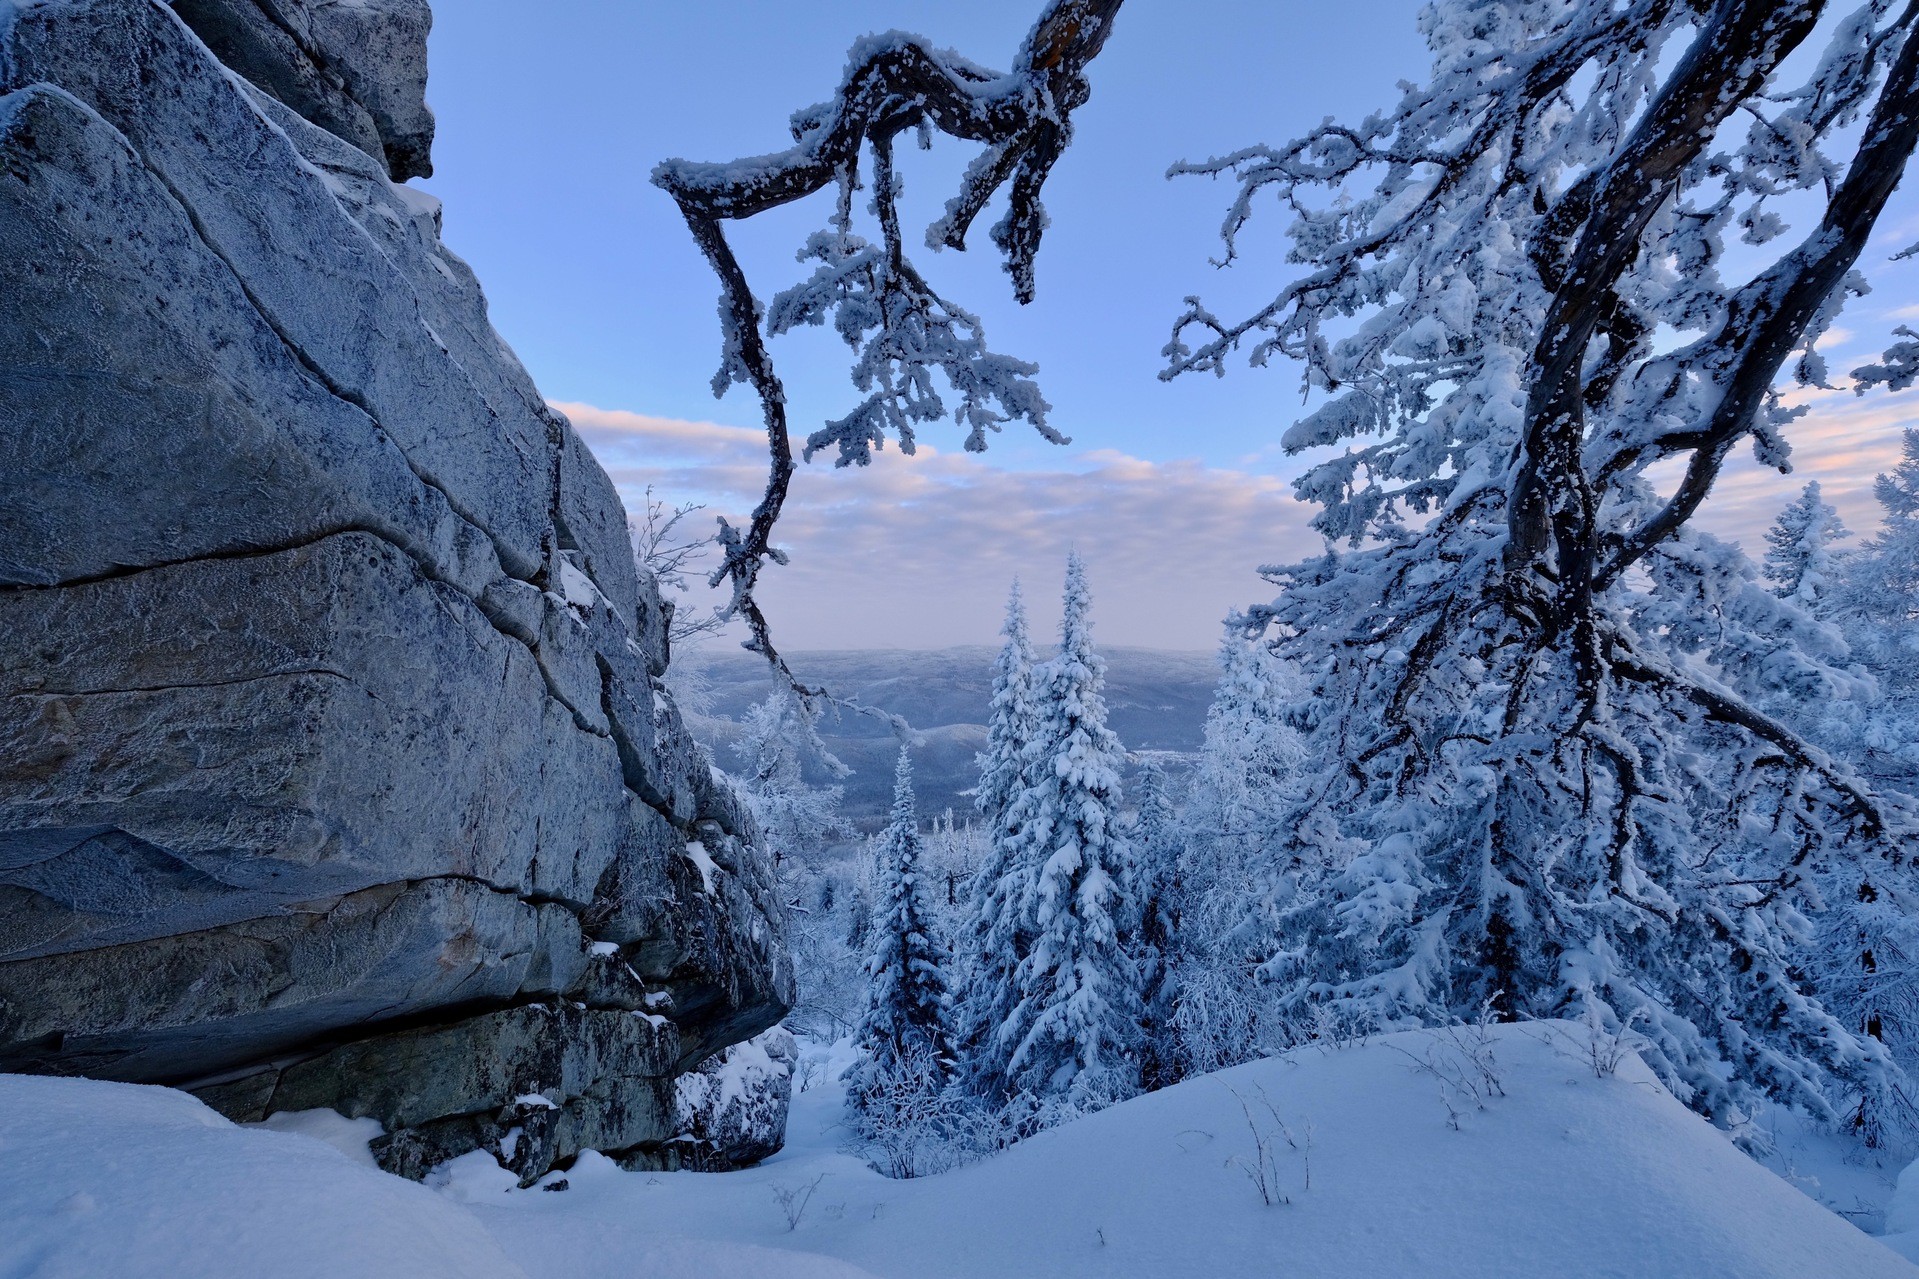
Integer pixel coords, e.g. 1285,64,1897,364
1170,960,1297,1077
846,1047,1008,1179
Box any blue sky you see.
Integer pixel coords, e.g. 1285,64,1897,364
417,2,1919,651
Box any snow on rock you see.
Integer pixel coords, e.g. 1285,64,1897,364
465,1024,1919,1278
685,840,720,895
556,556,605,615
247,1106,386,1169
662,1027,797,1171
0,1073,523,1279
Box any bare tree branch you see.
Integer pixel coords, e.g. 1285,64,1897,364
629,485,727,646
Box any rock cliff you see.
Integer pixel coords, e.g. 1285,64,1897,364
0,0,793,1183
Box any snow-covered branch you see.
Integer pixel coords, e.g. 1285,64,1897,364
1171,0,1919,1124
653,0,1123,704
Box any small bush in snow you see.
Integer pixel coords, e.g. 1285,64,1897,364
846,1047,963,1179
1224,1084,1312,1207
1392,1009,1508,1132
769,1173,827,1232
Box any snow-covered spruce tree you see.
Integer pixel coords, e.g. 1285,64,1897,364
1763,482,1850,612
730,689,862,1037
1174,627,1313,1074
984,553,1143,1107
954,581,1041,1083
848,748,954,1121
1165,0,1919,1128
1184,626,1305,896
977,581,1039,842
730,689,852,875
1812,431,1919,1099
1130,759,1184,1090
1836,429,1919,779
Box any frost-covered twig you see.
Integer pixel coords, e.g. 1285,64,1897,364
653,1,1123,710
769,1172,828,1231
1390,1010,1507,1132
1223,1084,1310,1205
630,485,727,645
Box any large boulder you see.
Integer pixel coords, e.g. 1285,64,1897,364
0,0,792,1183
167,0,436,180
647,1026,798,1173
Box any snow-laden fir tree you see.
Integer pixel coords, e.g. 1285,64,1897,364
1836,429,1919,781
1163,0,1919,1127
976,580,1039,839
731,688,852,881
1131,759,1184,1090
984,553,1143,1106
848,747,953,1121
955,581,1041,1080
1185,627,1305,892
1174,627,1311,1073
1811,432,1919,1108
1764,482,1850,612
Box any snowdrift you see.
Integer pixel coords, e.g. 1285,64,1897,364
468,1023,1914,1278
5,1025,1913,1277
0,1074,521,1279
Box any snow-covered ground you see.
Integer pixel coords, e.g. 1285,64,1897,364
6,1025,1917,1278
0,1074,522,1279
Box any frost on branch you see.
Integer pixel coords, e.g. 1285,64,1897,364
767,157,1061,469
1853,325,1919,394
653,1,1122,698
1169,0,1919,1129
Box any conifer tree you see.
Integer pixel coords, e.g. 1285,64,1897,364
731,688,851,870
956,582,1041,1084
1840,430,1919,729
976,581,1038,836
848,747,952,1116
1763,481,1849,612
988,553,1143,1106
1815,431,1919,1121
1186,628,1303,877
1131,760,1183,1090
1175,628,1310,1072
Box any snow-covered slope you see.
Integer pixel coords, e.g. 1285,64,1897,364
6,1025,1912,1278
464,1024,1915,1278
0,1074,521,1279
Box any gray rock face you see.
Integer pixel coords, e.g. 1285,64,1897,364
167,0,435,180
204,1002,687,1185
0,0,792,1183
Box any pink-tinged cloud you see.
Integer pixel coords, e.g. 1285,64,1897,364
1680,384,1916,550
556,402,1320,651
557,384,1916,652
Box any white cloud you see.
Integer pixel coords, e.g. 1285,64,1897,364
559,386,1917,653
557,402,1319,651
1680,385,1916,551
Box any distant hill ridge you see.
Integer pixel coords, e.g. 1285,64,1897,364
686,646,1220,826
